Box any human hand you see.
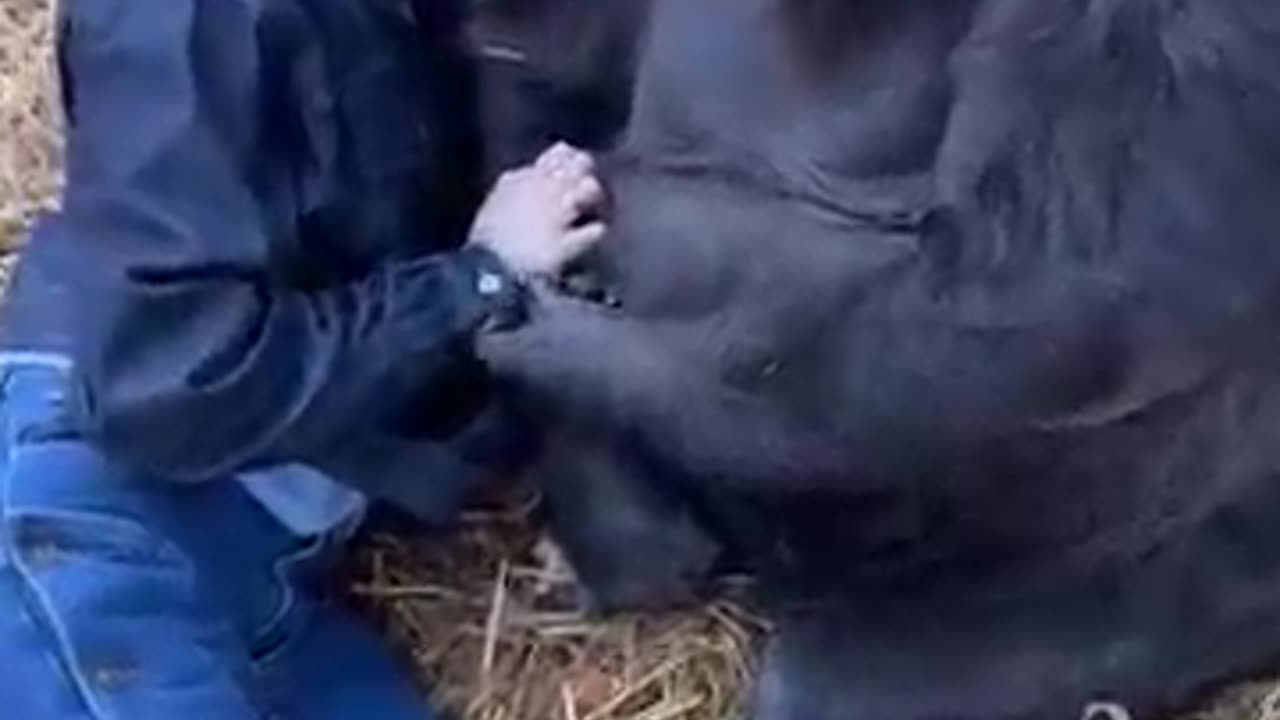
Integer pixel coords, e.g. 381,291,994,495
468,142,607,277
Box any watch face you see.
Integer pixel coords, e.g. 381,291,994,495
477,271,507,296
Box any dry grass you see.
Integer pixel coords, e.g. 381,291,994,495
347,494,763,720
1,2,1277,719
0,0,59,254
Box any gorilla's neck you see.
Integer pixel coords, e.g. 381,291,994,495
779,0,904,67
777,0,978,84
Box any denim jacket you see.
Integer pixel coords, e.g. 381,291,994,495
2,0,528,520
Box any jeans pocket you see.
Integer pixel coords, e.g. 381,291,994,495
247,524,345,666
247,535,319,663
5,508,260,719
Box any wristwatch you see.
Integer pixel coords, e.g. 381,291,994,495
463,245,529,333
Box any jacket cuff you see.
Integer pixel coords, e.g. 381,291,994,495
449,244,528,333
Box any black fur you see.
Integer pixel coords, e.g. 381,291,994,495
474,0,1280,717
468,0,651,175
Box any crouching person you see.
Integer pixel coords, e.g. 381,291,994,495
0,0,605,717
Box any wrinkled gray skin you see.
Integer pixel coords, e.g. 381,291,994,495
471,0,1280,717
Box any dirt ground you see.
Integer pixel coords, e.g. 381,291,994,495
1,2,1278,719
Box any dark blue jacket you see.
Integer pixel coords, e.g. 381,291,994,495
2,0,528,519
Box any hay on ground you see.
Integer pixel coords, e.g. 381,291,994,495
0,2,1274,718
348,494,764,720
0,0,60,253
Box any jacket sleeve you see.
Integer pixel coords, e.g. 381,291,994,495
57,0,521,483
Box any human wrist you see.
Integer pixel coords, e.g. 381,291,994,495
456,244,528,332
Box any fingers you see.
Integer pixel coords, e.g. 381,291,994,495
533,143,605,219
537,141,595,180
481,142,607,274
561,221,608,260
535,142,574,169
563,175,605,215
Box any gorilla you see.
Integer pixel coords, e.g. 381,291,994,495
468,0,1280,717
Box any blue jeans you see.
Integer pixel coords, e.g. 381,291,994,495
0,356,439,719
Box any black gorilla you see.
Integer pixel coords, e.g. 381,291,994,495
470,0,1280,717
468,0,649,172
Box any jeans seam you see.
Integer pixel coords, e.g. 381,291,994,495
2,413,111,720
251,532,328,657
2,569,83,703
0,352,73,374
6,507,191,563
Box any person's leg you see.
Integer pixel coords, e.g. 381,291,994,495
254,599,437,720
0,356,260,718
188,474,439,720
0,544,95,718
0,356,441,719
